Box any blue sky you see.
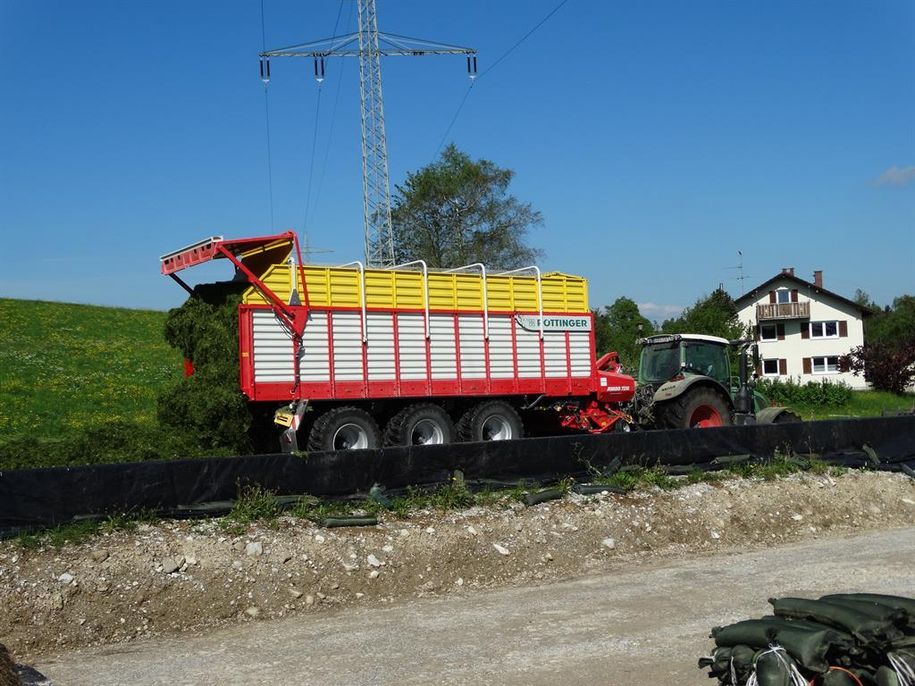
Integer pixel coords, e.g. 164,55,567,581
1,0,912,319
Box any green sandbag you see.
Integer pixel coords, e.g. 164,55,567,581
875,666,899,686
712,618,854,672
753,647,803,686
819,597,911,628
821,595,915,624
698,646,732,681
771,597,905,644
731,644,756,681
524,488,563,505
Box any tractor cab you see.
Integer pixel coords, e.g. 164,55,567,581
637,334,731,388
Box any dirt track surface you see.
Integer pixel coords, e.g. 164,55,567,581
2,471,914,674
37,526,915,686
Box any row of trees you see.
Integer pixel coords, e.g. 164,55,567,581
386,145,912,394
593,288,748,372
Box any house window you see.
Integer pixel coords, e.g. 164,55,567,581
809,321,838,339
776,289,791,304
762,359,780,376
811,356,839,374
760,324,778,341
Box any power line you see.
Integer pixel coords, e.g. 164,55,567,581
260,0,275,229
311,0,351,231
433,0,572,157
435,82,474,155
302,86,323,233
480,0,570,79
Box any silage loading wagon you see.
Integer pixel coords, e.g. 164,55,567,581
161,231,636,452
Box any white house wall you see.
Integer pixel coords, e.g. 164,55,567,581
736,277,867,390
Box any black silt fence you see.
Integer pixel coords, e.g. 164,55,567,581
1,416,913,537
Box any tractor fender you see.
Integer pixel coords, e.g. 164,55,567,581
756,406,798,424
652,376,733,408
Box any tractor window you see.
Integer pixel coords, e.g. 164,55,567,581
639,343,681,384
683,342,730,384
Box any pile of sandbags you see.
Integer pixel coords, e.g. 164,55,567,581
699,594,915,685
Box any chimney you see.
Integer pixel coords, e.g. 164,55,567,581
781,267,795,277
813,270,823,288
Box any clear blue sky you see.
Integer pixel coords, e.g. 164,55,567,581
1,0,912,319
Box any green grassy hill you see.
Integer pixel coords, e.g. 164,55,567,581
0,298,183,443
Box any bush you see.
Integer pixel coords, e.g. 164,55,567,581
841,341,915,395
757,378,853,407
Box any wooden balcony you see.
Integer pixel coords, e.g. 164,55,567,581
756,302,810,321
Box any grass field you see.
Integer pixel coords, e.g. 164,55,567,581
792,391,914,420
0,298,182,443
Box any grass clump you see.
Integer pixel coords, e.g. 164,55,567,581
13,508,158,549
227,483,281,524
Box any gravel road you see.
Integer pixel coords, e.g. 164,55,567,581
38,526,915,686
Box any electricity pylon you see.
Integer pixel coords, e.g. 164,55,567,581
260,0,477,267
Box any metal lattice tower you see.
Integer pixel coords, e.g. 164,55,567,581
260,0,477,267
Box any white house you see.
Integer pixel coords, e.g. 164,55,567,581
734,268,869,390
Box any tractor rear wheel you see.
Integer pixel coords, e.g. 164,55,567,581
307,407,381,452
457,400,524,443
661,388,732,429
384,403,455,447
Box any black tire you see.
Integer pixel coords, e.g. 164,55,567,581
456,400,524,442
384,403,456,447
772,410,801,424
307,406,381,452
660,387,733,429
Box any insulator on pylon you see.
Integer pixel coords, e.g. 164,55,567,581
314,57,325,83
467,55,477,80
259,58,271,84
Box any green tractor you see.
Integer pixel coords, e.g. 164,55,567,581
631,333,799,429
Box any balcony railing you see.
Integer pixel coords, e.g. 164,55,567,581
756,302,810,321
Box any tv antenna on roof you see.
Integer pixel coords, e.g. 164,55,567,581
725,250,750,294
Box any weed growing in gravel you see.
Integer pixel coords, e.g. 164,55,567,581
595,466,679,492
227,484,281,526
12,508,161,549
686,469,725,485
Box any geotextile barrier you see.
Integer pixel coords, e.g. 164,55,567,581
1,415,914,537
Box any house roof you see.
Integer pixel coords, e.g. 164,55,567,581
734,272,870,315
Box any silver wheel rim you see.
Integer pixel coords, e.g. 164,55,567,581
481,414,513,441
410,419,445,445
332,423,368,450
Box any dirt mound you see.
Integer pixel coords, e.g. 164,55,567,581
1,471,913,660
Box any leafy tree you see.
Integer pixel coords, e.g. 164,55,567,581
853,288,881,314
841,340,915,394
388,144,542,269
593,297,654,369
842,294,915,394
867,295,915,346
660,288,746,341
